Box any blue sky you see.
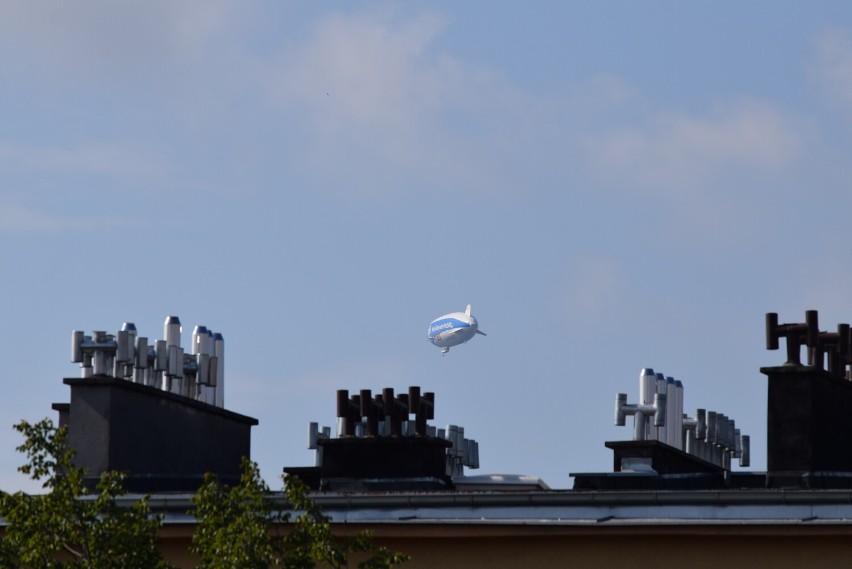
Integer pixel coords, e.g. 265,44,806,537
3,1,852,492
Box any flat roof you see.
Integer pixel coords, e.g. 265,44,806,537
97,487,852,528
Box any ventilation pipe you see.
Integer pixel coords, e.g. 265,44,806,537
71,316,225,408
314,386,476,476
614,369,667,440
615,368,750,470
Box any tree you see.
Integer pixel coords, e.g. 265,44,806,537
0,419,409,568
190,459,276,569
0,419,170,569
190,459,409,569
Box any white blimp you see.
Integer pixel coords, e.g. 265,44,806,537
427,304,486,354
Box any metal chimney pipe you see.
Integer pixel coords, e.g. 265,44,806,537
163,316,181,394
117,323,136,380
133,336,148,384
191,327,214,403
653,393,667,428
707,411,718,444
424,391,435,420
193,325,213,402
640,369,656,440
153,340,167,389
213,332,224,407
73,332,94,377
614,393,628,427
350,394,362,436
684,419,696,455
92,331,109,376
192,325,209,356
71,330,84,364
164,316,181,347
740,435,751,467
615,370,673,443
655,373,667,443
665,377,676,448
696,409,706,439
716,413,726,448
336,389,349,436
732,425,740,460
674,380,684,450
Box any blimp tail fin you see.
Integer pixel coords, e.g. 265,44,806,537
465,304,472,316
476,329,487,336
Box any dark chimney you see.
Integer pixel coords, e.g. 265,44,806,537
57,317,257,492
285,386,477,491
763,310,852,487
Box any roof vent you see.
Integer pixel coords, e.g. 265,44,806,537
71,316,225,407
291,386,479,490
614,368,749,470
766,310,852,378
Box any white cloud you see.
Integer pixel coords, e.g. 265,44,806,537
557,256,631,330
0,203,79,232
0,140,168,232
0,141,168,180
260,9,804,204
565,74,637,111
0,202,137,233
0,0,236,79
815,26,852,108
584,101,801,197
263,9,539,199
271,9,450,129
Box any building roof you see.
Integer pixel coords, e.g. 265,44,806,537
113,486,852,529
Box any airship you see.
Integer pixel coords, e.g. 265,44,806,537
427,304,486,354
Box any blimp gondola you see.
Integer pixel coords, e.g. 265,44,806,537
427,304,486,354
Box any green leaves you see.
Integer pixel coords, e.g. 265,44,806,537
0,419,170,569
190,459,278,569
1,419,409,568
191,461,410,569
